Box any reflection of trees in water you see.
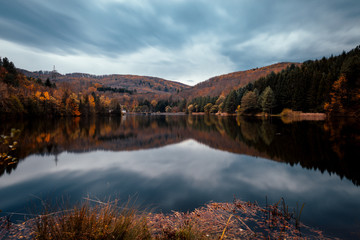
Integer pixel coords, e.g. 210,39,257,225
188,115,360,185
240,119,260,143
0,115,359,185
259,121,276,146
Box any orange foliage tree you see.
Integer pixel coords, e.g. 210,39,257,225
324,75,348,116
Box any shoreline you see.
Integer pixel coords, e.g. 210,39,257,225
126,111,328,122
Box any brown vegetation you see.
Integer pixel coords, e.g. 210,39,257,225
177,62,299,98
20,69,190,106
0,199,330,239
280,109,326,123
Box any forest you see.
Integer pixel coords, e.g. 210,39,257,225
1,45,359,117
133,45,360,117
0,57,122,116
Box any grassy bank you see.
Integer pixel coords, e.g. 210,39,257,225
1,199,332,240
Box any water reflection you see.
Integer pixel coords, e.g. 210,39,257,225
1,115,360,239
1,115,359,185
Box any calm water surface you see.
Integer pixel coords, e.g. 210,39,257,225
0,115,359,239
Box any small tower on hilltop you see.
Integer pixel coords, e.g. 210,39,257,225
51,65,57,81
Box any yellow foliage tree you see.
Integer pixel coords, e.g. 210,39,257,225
88,95,95,108
66,93,81,116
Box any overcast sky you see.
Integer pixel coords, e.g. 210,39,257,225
1,0,359,85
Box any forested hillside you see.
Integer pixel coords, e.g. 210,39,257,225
2,45,360,116
0,57,121,116
180,46,360,117
228,46,360,116
177,62,298,98
20,70,189,95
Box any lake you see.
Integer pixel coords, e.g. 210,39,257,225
0,115,359,239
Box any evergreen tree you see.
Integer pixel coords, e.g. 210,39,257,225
112,103,122,115
4,73,18,87
45,78,52,87
341,55,360,87
2,57,17,74
36,78,43,85
260,86,276,113
224,90,237,113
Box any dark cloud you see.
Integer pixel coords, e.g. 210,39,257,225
0,0,359,82
0,0,223,55
218,0,360,69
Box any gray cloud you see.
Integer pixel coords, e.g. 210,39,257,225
0,0,359,83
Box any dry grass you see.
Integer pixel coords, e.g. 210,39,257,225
1,199,333,240
147,199,331,240
33,200,152,240
32,199,207,240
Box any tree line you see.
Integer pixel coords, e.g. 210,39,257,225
133,46,359,116
230,46,359,116
0,57,123,117
97,86,135,94
142,45,358,116
2,45,359,116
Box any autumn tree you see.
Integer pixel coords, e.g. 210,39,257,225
324,75,348,116
204,103,213,114
241,91,258,113
215,95,225,106
66,93,81,116
210,104,218,113
187,104,194,113
165,105,172,113
8,95,25,113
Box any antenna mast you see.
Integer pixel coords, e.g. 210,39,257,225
51,65,57,81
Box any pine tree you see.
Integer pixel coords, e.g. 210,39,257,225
260,86,276,114
45,78,52,87
224,90,237,113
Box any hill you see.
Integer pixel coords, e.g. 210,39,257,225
19,69,190,95
177,62,299,98
20,62,297,101
4,45,359,115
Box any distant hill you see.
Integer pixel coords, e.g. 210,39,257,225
19,62,298,100
177,62,300,98
5,45,359,115
19,69,190,95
